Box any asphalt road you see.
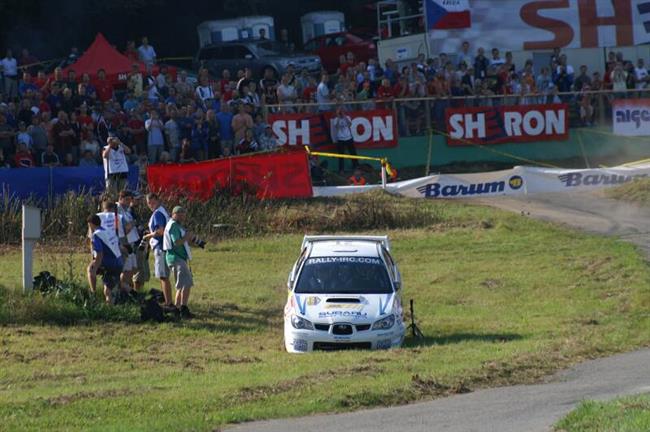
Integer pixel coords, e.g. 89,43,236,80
228,192,650,432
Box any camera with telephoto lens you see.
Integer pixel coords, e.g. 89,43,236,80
138,230,150,251
191,235,206,249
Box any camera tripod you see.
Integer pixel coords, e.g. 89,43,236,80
406,298,424,339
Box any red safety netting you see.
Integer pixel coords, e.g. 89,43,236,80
147,148,313,200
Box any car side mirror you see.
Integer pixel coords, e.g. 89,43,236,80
394,266,401,290
245,54,253,60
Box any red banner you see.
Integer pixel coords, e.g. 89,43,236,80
268,108,398,149
147,149,313,200
445,103,569,146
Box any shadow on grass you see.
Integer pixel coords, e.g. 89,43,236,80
403,332,523,348
179,303,283,334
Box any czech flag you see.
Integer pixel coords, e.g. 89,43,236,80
425,0,471,30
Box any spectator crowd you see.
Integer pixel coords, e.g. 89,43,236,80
0,34,648,170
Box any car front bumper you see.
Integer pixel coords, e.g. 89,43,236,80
284,322,405,353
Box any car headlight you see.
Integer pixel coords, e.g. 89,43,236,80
372,315,395,330
291,315,314,330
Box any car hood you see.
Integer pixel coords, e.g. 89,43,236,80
291,293,398,324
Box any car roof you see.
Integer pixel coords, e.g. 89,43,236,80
308,240,381,258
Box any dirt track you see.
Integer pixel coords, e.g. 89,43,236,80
473,191,650,257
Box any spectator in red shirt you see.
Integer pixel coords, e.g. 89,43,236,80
52,110,76,159
77,104,94,141
14,143,35,168
127,111,147,154
34,70,48,90
94,69,114,102
124,40,138,62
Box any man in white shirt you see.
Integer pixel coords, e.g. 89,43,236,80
1,49,18,99
457,41,473,68
489,48,505,67
330,106,359,174
145,110,165,162
102,135,131,196
316,73,331,112
635,58,649,90
137,37,157,66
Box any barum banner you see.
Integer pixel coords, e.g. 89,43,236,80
445,104,569,145
522,165,650,193
612,98,650,136
388,168,527,199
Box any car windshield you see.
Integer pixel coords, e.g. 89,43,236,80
256,41,286,56
295,256,393,294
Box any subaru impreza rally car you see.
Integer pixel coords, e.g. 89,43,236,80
284,235,405,353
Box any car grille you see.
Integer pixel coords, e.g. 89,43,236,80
314,324,371,332
332,324,353,335
313,342,372,351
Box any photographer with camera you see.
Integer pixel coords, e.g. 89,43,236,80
87,214,123,304
102,134,131,196
131,193,151,291
116,190,140,291
142,193,175,312
163,206,198,319
96,200,134,297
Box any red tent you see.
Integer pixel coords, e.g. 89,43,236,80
61,33,175,87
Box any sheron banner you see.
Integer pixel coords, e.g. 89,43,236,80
445,103,569,146
427,0,649,53
268,108,398,149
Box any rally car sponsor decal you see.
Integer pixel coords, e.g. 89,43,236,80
318,310,368,320
304,257,383,265
324,303,365,310
379,294,393,316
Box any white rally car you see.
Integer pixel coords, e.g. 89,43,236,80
284,235,405,353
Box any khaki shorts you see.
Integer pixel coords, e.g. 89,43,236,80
132,248,150,284
170,259,193,290
153,248,169,279
122,252,137,272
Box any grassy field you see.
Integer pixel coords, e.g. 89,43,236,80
1,197,650,431
556,394,650,432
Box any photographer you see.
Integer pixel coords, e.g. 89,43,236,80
87,214,123,304
142,193,175,312
330,105,358,174
102,134,131,196
116,190,140,291
97,200,133,296
163,206,195,319
131,193,151,291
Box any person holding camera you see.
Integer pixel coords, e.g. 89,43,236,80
116,190,140,291
96,199,134,296
102,134,131,196
142,193,174,312
330,105,358,174
87,214,123,304
131,193,151,291
163,206,195,319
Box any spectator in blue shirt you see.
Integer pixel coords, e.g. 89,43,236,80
191,115,210,160
216,101,234,156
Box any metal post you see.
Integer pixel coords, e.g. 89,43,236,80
22,205,41,294
381,164,388,189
